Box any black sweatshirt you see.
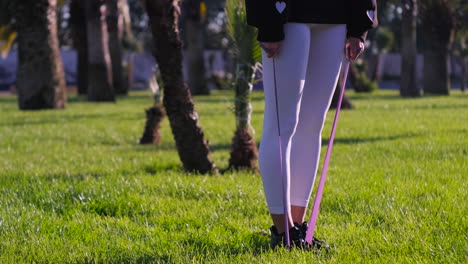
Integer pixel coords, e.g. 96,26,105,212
245,0,378,42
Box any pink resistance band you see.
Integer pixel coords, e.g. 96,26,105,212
305,59,350,244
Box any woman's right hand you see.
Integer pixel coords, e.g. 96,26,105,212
259,41,283,58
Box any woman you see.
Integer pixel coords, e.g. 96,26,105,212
245,0,378,249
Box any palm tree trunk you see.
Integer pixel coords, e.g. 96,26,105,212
348,63,360,90
462,58,466,92
107,0,127,95
139,75,166,145
371,53,383,82
400,0,420,97
422,47,451,95
184,0,209,95
330,73,353,110
85,0,115,101
12,0,67,110
228,63,258,169
420,0,456,95
139,104,166,145
143,0,217,174
70,0,88,95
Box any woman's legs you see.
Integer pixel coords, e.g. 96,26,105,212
259,23,311,233
289,24,347,224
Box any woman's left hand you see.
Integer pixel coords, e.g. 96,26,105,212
345,37,365,61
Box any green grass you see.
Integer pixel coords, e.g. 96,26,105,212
0,90,467,263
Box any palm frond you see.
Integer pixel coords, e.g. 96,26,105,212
225,0,262,131
0,26,16,59
58,0,67,8
225,0,261,65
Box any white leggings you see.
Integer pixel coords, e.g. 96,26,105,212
259,23,346,214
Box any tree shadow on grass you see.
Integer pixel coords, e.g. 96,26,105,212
210,143,232,152
143,163,183,174
347,94,403,101
347,93,459,101
134,142,176,152
232,133,421,149
0,95,16,103
194,94,265,104
66,96,88,103
322,133,420,146
402,104,467,110
135,142,234,153
0,112,141,127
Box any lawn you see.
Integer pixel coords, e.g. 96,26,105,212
0,90,466,263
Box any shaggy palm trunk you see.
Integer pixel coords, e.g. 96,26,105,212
420,0,455,95
85,0,115,101
371,54,382,82
228,63,258,169
348,63,359,90
400,0,420,97
139,77,166,145
143,0,217,174
184,0,209,95
330,76,353,110
139,104,166,145
462,59,466,92
12,0,67,110
107,0,127,95
423,47,451,95
347,59,377,92
70,0,88,95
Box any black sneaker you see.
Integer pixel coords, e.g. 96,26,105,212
269,225,284,249
294,222,330,250
269,225,309,249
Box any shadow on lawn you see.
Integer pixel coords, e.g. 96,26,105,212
136,133,418,154
143,163,183,174
347,94,403,101
402,104,467,110
135,142,233,152
347,93,462,101
194,94,264,104
348,93,453,101
322,133,419,145
0,112,141,127
68,94,146,102
0,96,16,103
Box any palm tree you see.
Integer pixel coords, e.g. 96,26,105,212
10,0,67,110
183,0,209,95
420,0,457,95
453,2,468,92
400,0,420,97
85,0,115,101
0,0,15,59
372,27,395,82
143,0,217,174
330,76,353,110
107,0,127,95
139,75,166,145
225,0,259,169
70,0,88,95
452,29,467,92
348,61,378,93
